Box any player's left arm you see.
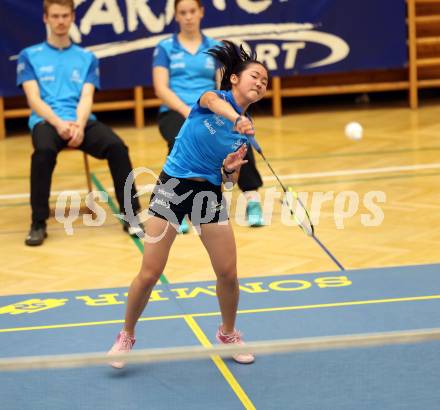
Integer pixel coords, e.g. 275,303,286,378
222,143,248,184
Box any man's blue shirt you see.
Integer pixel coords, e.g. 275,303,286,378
164,90,249,186
153,34,220,112
17,42,100,130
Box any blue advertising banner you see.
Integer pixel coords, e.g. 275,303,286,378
1,0,407,97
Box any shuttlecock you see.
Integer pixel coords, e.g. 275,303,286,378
345,122,363,140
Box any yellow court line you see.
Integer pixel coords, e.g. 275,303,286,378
183,315,256,410
1,294,440,333
0,315,183,333
233,294,440,316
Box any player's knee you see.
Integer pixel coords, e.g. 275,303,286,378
32,147,57,164
216,268,238,284
137,268,161,288
107,140,128,155
106,141,129,164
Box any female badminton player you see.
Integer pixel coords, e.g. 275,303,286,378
153,0,265,232
108,40,268,367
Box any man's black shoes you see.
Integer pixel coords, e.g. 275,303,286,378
25,224,47,246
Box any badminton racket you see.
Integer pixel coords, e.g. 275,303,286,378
248,136,345,271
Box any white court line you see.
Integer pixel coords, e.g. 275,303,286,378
1,163,440,201
0,187,114,201
0,189,89,200
261,163,440,182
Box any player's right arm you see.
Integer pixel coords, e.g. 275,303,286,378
21,80,72,140
200,91,254,135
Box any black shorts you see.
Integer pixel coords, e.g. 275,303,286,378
148,171,229,226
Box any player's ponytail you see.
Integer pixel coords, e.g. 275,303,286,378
207,40,267,91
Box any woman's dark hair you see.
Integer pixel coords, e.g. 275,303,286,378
174,0,203,10
206,40,267,90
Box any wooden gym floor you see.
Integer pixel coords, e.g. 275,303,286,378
1,99,439,296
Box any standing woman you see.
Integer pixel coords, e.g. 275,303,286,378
153,0,264,233
108,40,269,368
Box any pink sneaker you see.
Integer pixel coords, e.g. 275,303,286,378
107,330,136,369
216,326,255,364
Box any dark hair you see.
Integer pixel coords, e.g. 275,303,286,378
206,40,268,91
43,0,74,14
174,0,203,11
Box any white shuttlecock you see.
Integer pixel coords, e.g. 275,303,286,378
345,122,363,141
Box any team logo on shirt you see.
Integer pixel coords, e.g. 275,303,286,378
205,56,215,69
231,138,247,151
39,65,54,73
17,62,25,75
70,69,81,83
170,62,185,69
170,52,185,69
38,65,55,81
40,75,55,82
213,115,225,127
170,52,184,60
203,119,216,135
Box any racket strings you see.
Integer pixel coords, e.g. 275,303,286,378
282,189,314,236
249,135,344,270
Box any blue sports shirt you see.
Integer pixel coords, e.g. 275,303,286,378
163,90,249,186
16,42,100,130
153,34,220,113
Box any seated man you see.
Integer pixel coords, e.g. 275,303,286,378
17,0,143,246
